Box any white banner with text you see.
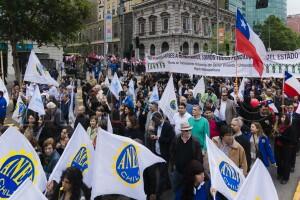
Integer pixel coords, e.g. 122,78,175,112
145,51,300,78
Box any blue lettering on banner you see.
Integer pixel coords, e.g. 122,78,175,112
71,147,88,173
0,155,35,198
116,144,140,184
219,161,241,192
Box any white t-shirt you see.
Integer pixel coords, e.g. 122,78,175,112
172,112,192,135
219,101,227,121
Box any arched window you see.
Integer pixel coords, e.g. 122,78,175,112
182,42,189,55
150,44,155,56
139,44,145,59
161,42,169,53
193,43,199,54
203,43,208,52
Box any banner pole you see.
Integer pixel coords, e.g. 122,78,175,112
282,72,285,113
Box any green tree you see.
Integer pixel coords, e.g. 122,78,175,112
0,0,91,81
254,15,300,51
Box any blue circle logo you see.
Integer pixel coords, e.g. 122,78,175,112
170,100,177,110
0,155,35,198
116,144,140,184
219,161,241,192
71,147,88,173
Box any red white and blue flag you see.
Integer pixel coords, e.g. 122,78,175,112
236,9,267,76
284,71,300,97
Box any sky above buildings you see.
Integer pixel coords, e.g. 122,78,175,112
287,0,300,15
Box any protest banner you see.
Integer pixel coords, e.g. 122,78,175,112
145,51,300,78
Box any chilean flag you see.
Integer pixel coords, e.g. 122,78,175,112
284,71,300,97
236,9,267,77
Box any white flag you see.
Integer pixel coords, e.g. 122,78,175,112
0,78,9,105
49,124,94,187
234,159,279,200
28,86,45,116
68,84,76,127
91,129,165,200
26,83,35,98
193,77,205,99
0,127,47,199
149,84,159,103
109,73,123,99
128,79,136,101
104,76,110,87
107,115,113,133
159,75,177,124
12,95,26,124
238,78,247,96
8,179,47,200
24,50,58,86
206,136,245,200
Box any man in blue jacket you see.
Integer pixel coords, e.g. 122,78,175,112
0,91,7,125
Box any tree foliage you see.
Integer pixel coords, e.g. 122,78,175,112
0,0,91,81
254,15,300,51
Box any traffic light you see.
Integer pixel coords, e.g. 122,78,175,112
256,0,268,9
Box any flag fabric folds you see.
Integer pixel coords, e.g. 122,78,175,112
149,84,159,103
236,9,266,76
158,75,178,124
0,78,9,105
68,83,76,127
193,76,205,99
104,76,110,87
49,124,94,187
265,100,279,113
128,79,136,102
24,50,58,86
28,85,45,116
91,129,165,200
206,136,245,200
284,71,300,97
0,127,47,199
8,179,47,200
234,159,279,200
107,115,113,133
109,73,123,99
12,95,26,124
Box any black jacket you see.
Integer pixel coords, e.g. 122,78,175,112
235,134,251,172
149,121,175,162
74,114,90,130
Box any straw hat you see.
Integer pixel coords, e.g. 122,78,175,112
180,122,193,131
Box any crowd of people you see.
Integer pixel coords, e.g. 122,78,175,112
0,64,299,200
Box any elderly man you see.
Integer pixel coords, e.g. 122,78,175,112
74,106,90,130
172,103,192,135
188,105,210,153
217,90,237,125
169,122,203,191
231,117,251,172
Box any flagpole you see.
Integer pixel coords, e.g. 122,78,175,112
282,72,285,113
0,51,4,81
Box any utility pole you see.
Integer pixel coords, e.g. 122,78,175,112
119,0,125,71
103,0,107,67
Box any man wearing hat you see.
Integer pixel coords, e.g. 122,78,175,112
169,122,203,192
201,87,218,106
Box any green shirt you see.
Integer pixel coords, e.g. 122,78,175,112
188,117,210,151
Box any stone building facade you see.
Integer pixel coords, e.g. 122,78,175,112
133,0,235,58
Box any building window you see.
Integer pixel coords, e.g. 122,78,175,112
182,42,189,55
139,44,145,59
162,18,169,33
182,16,190,33
150,44,155,56
161,42,169,53
149,16,157,35
192,16,200,34
113,22,118,38
193,43,199,54
138,18,146,36
203,43,208,52
161,12,170,33
203,19,209,36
